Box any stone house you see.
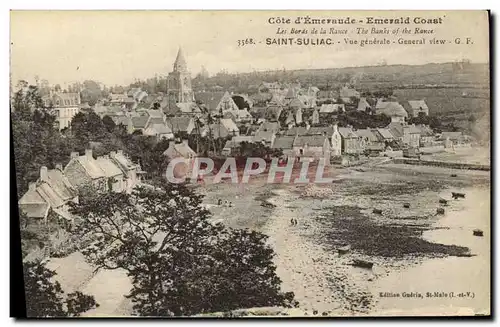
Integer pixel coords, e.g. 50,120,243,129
338,127,363,155
95,156,125,192
405,100,429,117
43,92,81,130
64,149,107,193
272,135,296,159
109,150,143,193
293,135,331,161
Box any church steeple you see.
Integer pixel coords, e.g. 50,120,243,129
173,47,188,72
167,46,194,106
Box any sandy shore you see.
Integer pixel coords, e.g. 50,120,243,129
258,163,490,316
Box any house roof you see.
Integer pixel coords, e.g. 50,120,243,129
51,93,81,107
96,157,123,178
320,104,343,113
203,123,231,138
166,116,192,133
146,123,172,135
19,186,47,205
112,116,131,127
145,109,164,119
19,202,50,219
407,100,429,110
375,128,394,140
285,126,308,136
406,124,421,134
416,124,434,137
387,122,404,138
253,130,275,143
177,102,201,113
195,92,225,110
356,129,379,142
258,121,280,133
36,182,66,208
338,127,359,139
357,97,372,111
110,151,137,173
438,131,463,141
272,136,296,150
74,156,106,179
220,118,239,132
224,109,252,120
339,86,360,98
131,116,150,129
164,142,197,159
46,168,77,201
288,98,304,109
308,126,335,136
377,102,408,117
294,135,328,147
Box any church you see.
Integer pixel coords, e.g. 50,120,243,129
166,47,199,115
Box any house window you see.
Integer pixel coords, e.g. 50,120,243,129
299,149,304,155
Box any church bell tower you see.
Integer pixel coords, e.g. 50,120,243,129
167,47,194,104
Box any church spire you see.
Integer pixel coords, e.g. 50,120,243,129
173,47,188,72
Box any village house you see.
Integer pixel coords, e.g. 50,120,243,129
356,128,385,151
18,165,78,223
163,139,197,178
320,103,345,114
257,121,281,134
403,124,422,148
416,124,435,147
63,150,108,193
405,100,429,117
339,84,360,103
387,122,421,147
437,131,472,147
127,115,150,134
357,97,373,112
109,150,143,193
143,123,174,140
307,125,342,156
259,82,282,94
252,130,276,148
222,136,254,155
220,118,240,136
375,101,408,123
95,156,125,192
373,128,395,147
271,135,296,159
292,135,331,162
338,127,363,155
43,92,81,130
166,116,196,135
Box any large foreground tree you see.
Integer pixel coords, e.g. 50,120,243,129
23,261,99,317
69,183,297,316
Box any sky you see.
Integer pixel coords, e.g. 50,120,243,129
10,10,490,87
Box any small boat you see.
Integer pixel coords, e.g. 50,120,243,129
403,203,410,208
451,174,458,177
352,259,374,269
439,199,448,205
436,208,445,215
338,245,351,255
473,229,484,237
452,192,466,199
373,209,383,215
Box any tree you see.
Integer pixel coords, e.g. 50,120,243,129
68,183,297,316
23,261,98,317
80,80,103,106
102,115,116,133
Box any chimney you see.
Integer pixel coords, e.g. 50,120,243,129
85,149,93,160
55,164,63,171
28,182,37,191
306,122,310,130
110,151,116,158
182,139,189,146
40,166,48,182
70,151,79,159
117,150,123,155
169,140,175,148
333,124,338,133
